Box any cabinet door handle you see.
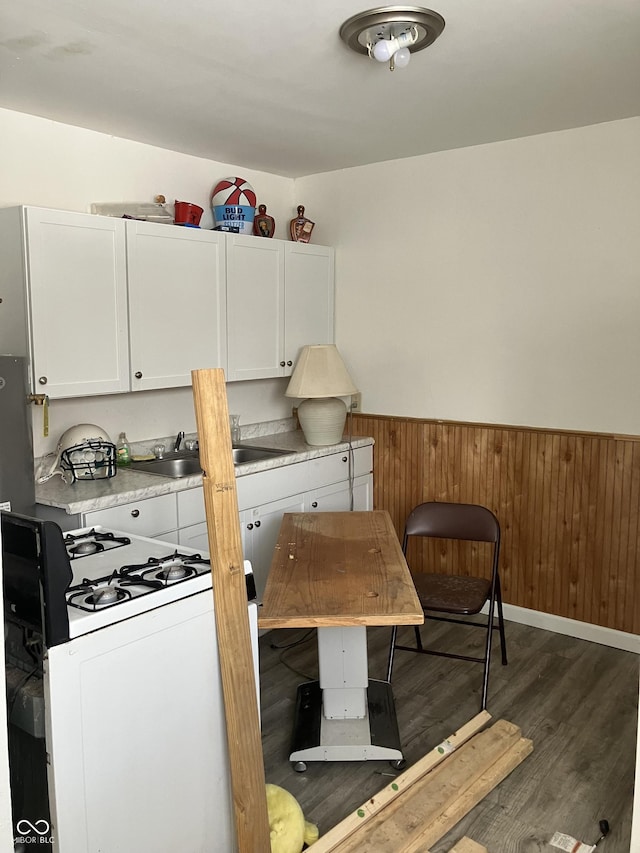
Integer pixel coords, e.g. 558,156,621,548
254,520,261,528
311,501,318,508
131,509,140,518
246,523,254,530
38,376,48,385
279,361,286,367
134,371,143,379
286,360,293,367
342,456,348,462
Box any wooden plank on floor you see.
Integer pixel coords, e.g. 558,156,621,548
446,839,488,853
339,720,524,852
192,368,270,852
310,711,491,853
402,737,533,853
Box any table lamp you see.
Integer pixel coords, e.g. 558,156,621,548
285,345,358,445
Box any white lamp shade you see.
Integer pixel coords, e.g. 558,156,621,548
286,345,358,446
285,345,358,399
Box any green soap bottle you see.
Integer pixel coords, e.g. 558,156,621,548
116,431,131,467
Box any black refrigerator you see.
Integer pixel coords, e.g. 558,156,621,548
0,355,36,516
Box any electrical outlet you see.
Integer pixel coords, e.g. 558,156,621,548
350,392,362,412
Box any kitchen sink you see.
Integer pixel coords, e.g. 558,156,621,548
129,452,203,479
129,445,291,478
231,445,291,465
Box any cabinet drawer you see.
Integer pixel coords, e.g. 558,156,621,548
236,461,308,511
306,446,372,491
178,522,210,554
83,493,177,537
177,487,206,528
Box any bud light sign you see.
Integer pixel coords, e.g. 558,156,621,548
211,177,256,235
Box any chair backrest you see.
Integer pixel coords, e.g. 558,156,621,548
403,501,500,546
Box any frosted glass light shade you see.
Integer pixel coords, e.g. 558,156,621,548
297,397,348,446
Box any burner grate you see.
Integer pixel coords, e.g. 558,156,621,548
64,529,131,559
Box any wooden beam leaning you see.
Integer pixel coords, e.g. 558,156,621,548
311,711,491,853
192,368,270,852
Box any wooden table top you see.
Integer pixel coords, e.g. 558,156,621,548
258,511,424,629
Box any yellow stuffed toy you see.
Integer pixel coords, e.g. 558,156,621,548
266,783,319,853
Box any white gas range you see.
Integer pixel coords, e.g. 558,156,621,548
2,513,259,853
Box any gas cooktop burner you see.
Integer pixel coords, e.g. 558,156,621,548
67,580,135,612
64,529,131,559
86,586,129,607
122,551,210,586
157,564,191,581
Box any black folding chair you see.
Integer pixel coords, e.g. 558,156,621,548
386,501,507,710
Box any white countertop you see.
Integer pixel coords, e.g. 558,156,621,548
36,431,374,516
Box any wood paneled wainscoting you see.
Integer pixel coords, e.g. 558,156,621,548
350,414,640,635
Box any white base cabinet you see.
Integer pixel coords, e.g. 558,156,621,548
237,445,373,602
67,444,373,606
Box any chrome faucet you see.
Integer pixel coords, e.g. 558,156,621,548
174,431,185,452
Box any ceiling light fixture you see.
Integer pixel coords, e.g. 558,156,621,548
340,6,445,71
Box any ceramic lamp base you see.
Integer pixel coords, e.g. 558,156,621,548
298,397,347,446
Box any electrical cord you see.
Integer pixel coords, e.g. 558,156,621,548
270,628,315,650
270,629,317,681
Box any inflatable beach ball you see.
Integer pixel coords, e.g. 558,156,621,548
211,177,256,235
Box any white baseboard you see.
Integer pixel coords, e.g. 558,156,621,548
494,602,640,654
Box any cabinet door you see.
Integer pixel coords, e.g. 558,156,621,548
305,474,373,513
241,493,306,601
127,222,227,390
284,243,334,374
178,522,210,553
25,208,129,397
226,235,285,381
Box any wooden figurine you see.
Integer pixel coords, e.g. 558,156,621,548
253,204,276,238
289,205,315,243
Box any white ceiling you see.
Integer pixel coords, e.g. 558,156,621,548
1,1,639,178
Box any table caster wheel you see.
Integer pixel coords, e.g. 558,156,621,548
390,758,406,770
293,761,307,773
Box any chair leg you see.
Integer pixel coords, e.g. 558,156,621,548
386,625,398,682
414,625,423,651
496,576,508,666
480,600,496,712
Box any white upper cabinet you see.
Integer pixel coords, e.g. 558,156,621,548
226,235,286,382
0,207,130,398
126,221,227,390
283,242,335,368
0,207,334,397
226,236,335,382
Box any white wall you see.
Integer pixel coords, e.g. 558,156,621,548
297,117,640,435
0,108,296,455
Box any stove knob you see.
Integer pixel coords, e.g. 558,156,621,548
131,509,140,518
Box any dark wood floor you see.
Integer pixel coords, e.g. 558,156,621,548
259,618,638,852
